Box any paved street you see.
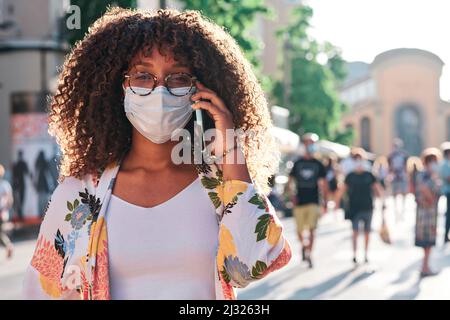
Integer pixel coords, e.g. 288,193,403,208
1,195,450,300
0,237,35,300
238,195,450,300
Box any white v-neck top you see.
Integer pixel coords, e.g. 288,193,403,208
106,177,219,300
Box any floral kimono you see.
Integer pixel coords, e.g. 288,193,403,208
23,159,292,300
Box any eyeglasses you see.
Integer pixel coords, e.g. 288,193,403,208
124,72,197,97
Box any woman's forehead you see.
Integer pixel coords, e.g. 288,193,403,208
130,46,189,68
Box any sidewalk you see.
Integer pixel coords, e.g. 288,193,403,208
237,195,450,299
2,195,450,300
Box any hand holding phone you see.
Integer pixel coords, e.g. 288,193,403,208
190,87,206,152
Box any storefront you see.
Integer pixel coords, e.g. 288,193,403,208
0,40,67,224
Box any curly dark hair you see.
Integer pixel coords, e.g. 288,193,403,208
49,6,278,192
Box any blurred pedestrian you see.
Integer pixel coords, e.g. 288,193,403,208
323,153,339,212
388,138,409,221
339,147,371,219
407,156,423,195
335,149,383,264
288,133,328,268
34,150,52,217
12,149,32,221
373,155,389,190
0,164,14,259
341,147,358,176
338,148,358,216
341,147,372,176
414,148,441,277
439,142,450,244
267,175,287,218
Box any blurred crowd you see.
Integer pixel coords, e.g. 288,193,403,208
270,134,450,277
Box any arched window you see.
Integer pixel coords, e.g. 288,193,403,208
360,117,371,151
395,104,422,156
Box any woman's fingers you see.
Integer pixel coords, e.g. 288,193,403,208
191,90,229,114
191,100,222,118
195,81,214,93
192,81,234,130
192,82,231,115
192,100,233,127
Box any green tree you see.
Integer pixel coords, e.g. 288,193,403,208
273,5,353,145
180,0,268,66
65,0,137,46
179,0,274,92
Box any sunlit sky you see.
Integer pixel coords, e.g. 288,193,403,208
306,0,450,100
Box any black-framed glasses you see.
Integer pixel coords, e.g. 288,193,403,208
124,72,197,97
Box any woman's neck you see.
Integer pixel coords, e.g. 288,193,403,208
123,130,179,172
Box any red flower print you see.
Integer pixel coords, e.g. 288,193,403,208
31,235,65,297
92,239,110,300
219,270,235,300
261,241,292,277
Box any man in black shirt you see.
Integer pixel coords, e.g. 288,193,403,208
336,149,383,264
288,133,328,268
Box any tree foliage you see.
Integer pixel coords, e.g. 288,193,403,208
273,5,353,145
179,0,274,92
180,0,268,66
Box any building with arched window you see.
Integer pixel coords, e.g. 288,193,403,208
340,48,450,156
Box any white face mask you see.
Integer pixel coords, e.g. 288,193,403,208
430,162,439,173
124,86,194,144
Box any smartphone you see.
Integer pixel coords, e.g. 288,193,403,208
195,109,206,153
191,86,215,154
190,86,206,153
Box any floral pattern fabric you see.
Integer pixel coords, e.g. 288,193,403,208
23,160,292,300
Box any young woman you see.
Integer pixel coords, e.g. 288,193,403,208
22,7,291,300
414,148,441,277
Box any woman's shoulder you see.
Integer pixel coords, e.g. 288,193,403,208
37,172,101,241
55,173,98,195
43,173,98,218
